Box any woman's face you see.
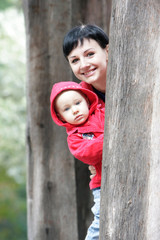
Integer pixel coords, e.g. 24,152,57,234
67,38,108,92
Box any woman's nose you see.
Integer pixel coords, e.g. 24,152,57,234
80,58,89,69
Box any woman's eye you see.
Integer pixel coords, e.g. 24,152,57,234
72,58,78,64
87,52,94,57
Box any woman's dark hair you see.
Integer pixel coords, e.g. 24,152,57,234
63,24,109,59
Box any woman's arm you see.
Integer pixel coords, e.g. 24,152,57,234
88,165,96,179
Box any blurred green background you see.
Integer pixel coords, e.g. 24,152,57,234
0,0,27,239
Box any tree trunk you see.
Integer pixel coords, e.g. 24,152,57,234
102,0,112,36
71,0,111,35
23,0,112,239
23,1,78,239
100,0,160,239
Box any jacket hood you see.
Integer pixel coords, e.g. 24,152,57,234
50,81,98,127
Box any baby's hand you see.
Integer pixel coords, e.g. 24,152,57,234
88,165,96,179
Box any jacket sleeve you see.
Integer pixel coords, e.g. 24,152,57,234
67,133,104,165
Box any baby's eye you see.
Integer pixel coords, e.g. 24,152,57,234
76,101,81,105
64,107,70,111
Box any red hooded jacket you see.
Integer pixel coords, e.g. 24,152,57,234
50,81,105,189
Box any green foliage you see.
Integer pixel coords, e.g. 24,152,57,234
0,0,21,11
0,8,26,182
0,5,27,240
0,167,27,240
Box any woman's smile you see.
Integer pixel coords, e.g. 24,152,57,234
82,67,97,77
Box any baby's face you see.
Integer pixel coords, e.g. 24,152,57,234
55,90,89,125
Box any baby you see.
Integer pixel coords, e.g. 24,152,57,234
50,81,105,240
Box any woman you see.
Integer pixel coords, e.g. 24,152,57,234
63,24,109,240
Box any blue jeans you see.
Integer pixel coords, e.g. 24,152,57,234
85,188,101,240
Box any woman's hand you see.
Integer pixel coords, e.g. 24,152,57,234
88,165,96,179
